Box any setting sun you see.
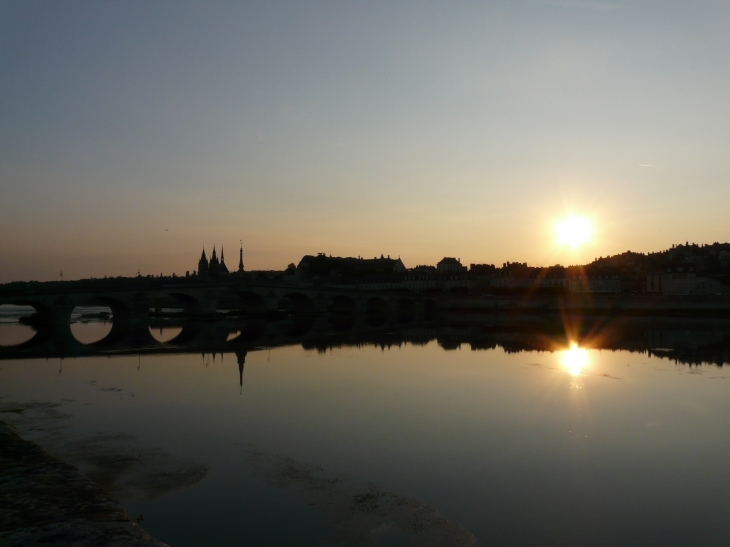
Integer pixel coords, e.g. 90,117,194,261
555,215,592,248
561,342,589,376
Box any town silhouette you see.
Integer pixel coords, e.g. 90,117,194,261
3,241,730,371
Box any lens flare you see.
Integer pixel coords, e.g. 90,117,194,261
556,216,592,248
562,342,588,376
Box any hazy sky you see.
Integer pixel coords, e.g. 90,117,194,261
1,1,729,281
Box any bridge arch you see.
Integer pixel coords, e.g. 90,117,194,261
161,322,205,345
366,297,389,315
0,298,78,348
396,297,415,324
148,322,184,344
148,294,185,318
329,313,356,332
232,291,268,313
278,315,315,337
0,304,38,347
166,292,206,316
90,296,142,344
424,299,436,320
365,297,389,327
148,320,225,347
329,295,357,315
0,299,57,324
227,321,266,343
69,296,134,346
278,293,316,314
92,297,132,321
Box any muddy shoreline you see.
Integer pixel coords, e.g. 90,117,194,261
0,421,169,547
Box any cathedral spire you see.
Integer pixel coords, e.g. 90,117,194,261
208,244,220,278
197,246,209,278
219,244,229,275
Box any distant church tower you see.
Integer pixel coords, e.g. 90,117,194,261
219,245,229,275
209,245,220,279
198,247,208,278
238,244,244,273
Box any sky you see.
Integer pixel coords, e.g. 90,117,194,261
1,1,729,282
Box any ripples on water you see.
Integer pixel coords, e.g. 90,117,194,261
2,310,730,547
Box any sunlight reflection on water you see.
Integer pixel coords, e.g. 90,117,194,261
4,316,730,547
561,342,589,376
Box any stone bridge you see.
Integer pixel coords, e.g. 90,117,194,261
0,280,440,356
0,280,438,322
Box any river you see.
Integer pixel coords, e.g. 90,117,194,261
2,309,730,546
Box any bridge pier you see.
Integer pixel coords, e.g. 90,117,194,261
29,299,75,327
194,301,218,318
312,294,329,315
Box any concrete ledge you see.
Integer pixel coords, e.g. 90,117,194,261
0,421,168,547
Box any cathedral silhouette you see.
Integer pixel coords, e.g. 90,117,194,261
197,244,244,279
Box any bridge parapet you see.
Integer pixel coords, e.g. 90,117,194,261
1,281,443,328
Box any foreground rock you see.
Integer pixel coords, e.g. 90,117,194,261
0,422,168,547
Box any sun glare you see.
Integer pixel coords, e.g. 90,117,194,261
561,342,588,376
556,215,592,248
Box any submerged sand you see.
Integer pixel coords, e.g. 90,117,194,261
0,399,208,505
1,396,476,546
244,449,477,546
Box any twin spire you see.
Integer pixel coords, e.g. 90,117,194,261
197,243,243,279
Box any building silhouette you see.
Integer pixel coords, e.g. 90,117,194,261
197,248,208,278
196,243,243,279
437,257,467,273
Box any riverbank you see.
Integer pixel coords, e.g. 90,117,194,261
0,421,168,547
444,292,730,317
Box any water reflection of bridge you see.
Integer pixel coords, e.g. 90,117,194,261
1,315,418,361
2,314,730,369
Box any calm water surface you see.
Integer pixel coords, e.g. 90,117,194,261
2,318,730,546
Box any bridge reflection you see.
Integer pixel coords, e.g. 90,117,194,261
2,314,730,371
